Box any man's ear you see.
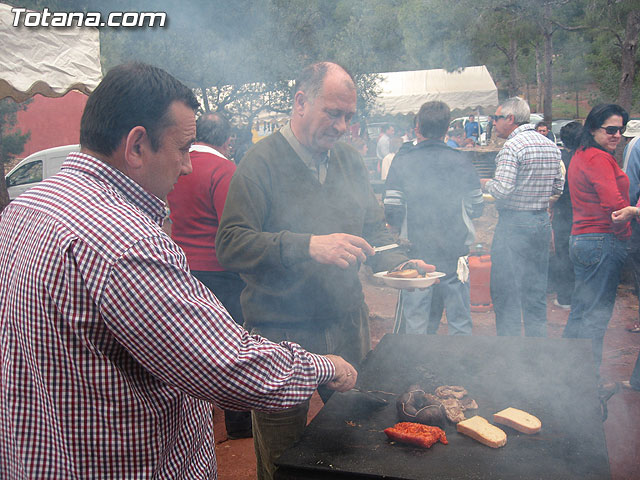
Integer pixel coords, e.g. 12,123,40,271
124,126,148,169
293,91,307,117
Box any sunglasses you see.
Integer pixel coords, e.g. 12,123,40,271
599,125,626,135
491,115,507,122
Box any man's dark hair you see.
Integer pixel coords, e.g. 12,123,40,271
535,121,550,130
294,62,355,101
417,101,451,139
579,103,629,151
196,113,231,147
80,62,200,156
560,121,582,151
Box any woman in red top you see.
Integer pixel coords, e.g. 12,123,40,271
563,104,629,370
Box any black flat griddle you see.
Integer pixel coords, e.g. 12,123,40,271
275,334,610,479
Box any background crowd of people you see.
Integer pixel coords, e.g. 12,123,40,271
377,96,640,392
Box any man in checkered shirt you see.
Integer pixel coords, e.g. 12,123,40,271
0,63,357,479
484,97,563,337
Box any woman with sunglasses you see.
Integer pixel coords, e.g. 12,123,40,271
563,104,630,370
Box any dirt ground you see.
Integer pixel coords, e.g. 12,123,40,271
213,269,640,479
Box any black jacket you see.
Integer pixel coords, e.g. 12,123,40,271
384,139,483,273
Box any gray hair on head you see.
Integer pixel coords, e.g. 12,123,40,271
500,97,530,125
295,62,355,101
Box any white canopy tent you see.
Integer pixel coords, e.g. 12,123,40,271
373,66,499,115
0,1,101,210
0,2,102,102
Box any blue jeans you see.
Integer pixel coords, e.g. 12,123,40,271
490,210,551,337
563,233,628,368
627,222,640,323
402,272,472,335
631,352,640,390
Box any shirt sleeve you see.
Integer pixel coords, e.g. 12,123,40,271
464,189,484,219
383,159,406,232
363,175,407,272
485,144,518,200
552,151,565,197
583,154,628,211
582,153,629,237
377,136,390,159
463,162,484,219
627,144,640,205
216,170,312,271
100,235,334,412
210,161,235,222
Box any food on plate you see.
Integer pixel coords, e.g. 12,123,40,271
377,264,445,289
384,422,448,449
386,260,430,278
456,415,507,448
397,387,446,427
386,268,421,278
493,407,541,434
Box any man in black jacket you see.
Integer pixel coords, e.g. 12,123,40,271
384,101,484,335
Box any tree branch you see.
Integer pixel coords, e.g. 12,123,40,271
550,20,588,32
493,43,510,57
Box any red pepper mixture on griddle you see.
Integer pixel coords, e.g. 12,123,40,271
384,422,448,448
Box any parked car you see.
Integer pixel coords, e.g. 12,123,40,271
5,144,78,201
529,113,544,125
449,116,490,145
552,119,580,146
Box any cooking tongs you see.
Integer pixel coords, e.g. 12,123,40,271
351,387,390,407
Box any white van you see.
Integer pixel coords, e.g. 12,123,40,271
5,144,79,200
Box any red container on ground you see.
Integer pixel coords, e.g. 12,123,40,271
469,254,492,312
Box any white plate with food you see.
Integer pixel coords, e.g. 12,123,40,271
373,270,446,289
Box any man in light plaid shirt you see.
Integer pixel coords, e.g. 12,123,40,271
484,97,563,337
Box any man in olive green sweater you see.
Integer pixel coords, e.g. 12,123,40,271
216,62,433,480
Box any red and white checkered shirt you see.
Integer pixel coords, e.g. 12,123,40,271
485,124,564,210
0,152,334,479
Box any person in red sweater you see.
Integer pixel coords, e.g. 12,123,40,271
563,103,630,370
167,112,252,439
